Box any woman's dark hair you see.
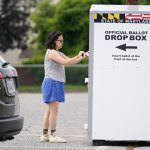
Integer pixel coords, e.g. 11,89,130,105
46,31,63,49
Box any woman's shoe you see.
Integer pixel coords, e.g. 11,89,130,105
49,135,67,143
40,134,49,142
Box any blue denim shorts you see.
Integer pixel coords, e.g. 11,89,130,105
41,78,65,103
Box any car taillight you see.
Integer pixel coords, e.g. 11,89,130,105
0,72,4,79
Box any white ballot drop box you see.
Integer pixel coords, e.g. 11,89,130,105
88,4,150,145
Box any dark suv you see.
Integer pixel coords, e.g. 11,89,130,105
0,56,23,140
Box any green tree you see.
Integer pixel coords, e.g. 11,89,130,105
0,0,40,52
0,0,30,52
31,0,56,56
139,0,150,4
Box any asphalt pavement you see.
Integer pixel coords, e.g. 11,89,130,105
0,93,150,150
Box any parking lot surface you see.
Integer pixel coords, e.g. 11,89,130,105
0,93,150,150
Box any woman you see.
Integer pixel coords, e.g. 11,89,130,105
40,31,86,143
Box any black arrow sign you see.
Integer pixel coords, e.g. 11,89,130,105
116,44,137,51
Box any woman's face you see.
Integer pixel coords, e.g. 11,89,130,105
55,35,64,50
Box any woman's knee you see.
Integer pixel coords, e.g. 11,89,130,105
44,104,50,114
50,101,59,114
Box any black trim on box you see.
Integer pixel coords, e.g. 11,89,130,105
92,140,150,146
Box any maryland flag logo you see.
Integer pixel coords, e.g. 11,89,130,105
93,13,150,24
94,13,125,23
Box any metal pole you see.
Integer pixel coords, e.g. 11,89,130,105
126,0,138,5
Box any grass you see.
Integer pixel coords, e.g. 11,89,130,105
19,84,88,93
65,84,88,92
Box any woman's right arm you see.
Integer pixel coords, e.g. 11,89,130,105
47,50,85,66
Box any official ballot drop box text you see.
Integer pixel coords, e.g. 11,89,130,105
88,5,150,144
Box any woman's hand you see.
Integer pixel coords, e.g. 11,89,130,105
78,51,85,58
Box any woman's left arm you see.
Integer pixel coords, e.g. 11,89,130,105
62,53,86,65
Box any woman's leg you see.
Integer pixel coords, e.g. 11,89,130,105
42,104,50,131
48,101,67,143
49,101,59,133
40,104,50,141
